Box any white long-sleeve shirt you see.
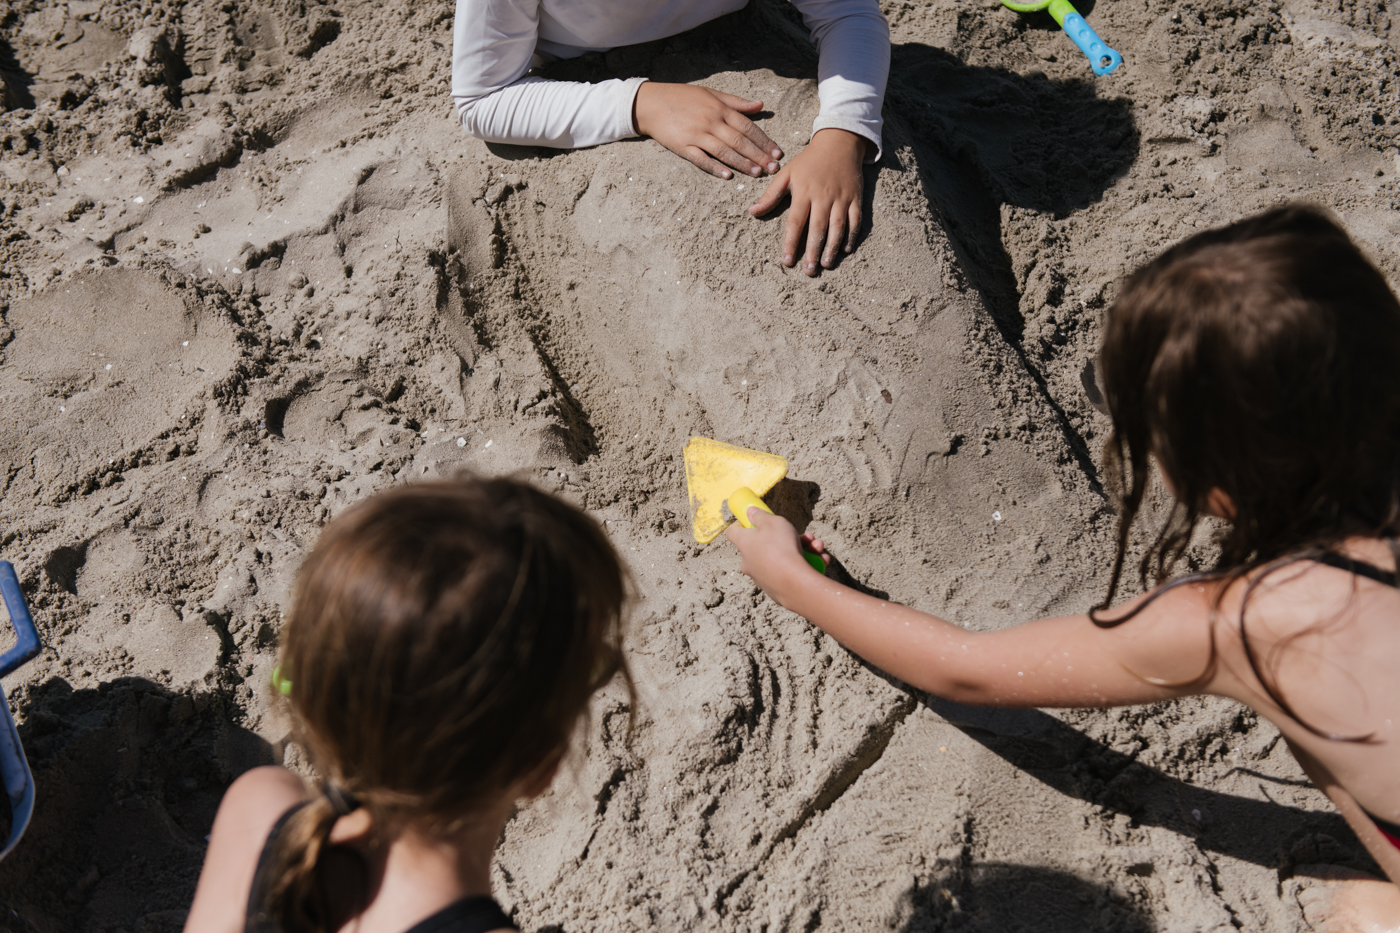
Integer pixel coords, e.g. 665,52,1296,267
452,0,889,159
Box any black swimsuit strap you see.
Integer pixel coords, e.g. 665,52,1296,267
246,804,309,933
403,896,515,933
1312,551,1399,588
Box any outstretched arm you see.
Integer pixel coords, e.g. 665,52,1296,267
727,509,1219,708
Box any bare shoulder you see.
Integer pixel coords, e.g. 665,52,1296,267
1229,552,1397,643
219,766,308,828
1099,576,1222,690
183,767,308,933
1212,551,1400,728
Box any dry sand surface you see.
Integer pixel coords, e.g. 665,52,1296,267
0,0,1398,929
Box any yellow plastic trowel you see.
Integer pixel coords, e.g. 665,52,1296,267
682,436,826,574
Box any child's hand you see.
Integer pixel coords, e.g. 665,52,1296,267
633,83,783,181
750,128,868,276
726,509,827,607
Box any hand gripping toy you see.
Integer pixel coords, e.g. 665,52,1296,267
682,436,826,574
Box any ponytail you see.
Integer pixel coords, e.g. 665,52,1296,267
263,785,363,933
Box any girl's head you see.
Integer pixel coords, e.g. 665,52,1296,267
269,477,630,931
1097,204,1400,602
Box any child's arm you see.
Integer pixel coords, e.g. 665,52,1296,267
727,510,1220,708
750,0,890,275
453,0,646,149
453,0,782,175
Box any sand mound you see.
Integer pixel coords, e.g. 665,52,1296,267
1,0,1396,929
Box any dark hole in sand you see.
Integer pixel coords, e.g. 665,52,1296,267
43,545,87,595
263,396,292,437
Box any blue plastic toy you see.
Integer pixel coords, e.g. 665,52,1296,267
0,561,41,860
1003,0,1123,76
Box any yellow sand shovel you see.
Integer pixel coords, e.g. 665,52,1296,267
682,436,826,574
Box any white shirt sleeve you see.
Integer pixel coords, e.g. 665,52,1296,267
451,0,889,157
452,0,645,148
790,0,890,162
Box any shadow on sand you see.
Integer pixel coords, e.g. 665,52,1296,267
894,861,1156,933
0,39,35,112
0,676,273,932
917,695,1377,875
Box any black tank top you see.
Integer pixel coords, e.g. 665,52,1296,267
245,806,516,933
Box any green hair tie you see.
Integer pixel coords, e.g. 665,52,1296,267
271,665,293,696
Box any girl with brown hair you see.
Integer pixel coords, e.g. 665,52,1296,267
184,477,631,933
729,204,1400,930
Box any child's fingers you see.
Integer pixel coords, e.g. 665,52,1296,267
822,205,847,269
682,147,735,180
724,521,751,548
802,203,829,276
845,200,862,253
782,196,811,268
722,112,782,167
747,508,795,535
750,172,789,216
706,131,774,177
711,90,765,114
704,137,763,178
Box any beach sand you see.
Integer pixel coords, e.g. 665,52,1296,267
1,0,1397,929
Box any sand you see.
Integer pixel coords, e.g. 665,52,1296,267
0,0,1396,929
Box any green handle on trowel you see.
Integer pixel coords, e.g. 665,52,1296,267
729,487,828,575
1001,0,1122,76
272,666,292,696
1000,0,1071,17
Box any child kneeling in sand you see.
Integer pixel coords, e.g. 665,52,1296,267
728,205,1400,930
452,0,889,277
184,478,630,933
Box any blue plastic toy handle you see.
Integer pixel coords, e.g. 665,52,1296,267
0,562,39,680
0,561,38,860
0,695,33,860
1062,11,1122,75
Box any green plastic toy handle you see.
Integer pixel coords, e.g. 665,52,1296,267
999,0,1073,20
1052,0,1076,23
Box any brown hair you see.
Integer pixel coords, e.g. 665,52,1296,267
266,477,631,932
1091,204,1400,732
